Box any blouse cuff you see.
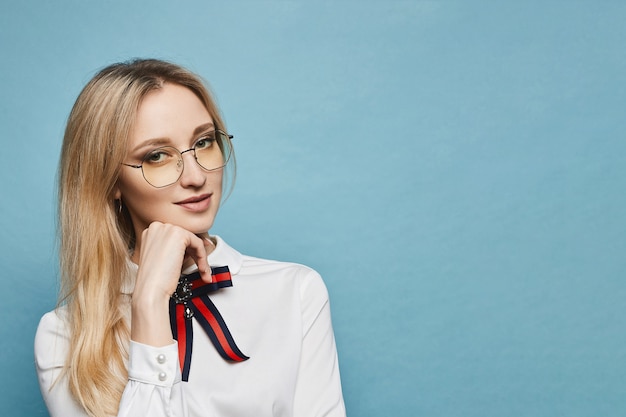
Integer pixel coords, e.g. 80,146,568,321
128,341,181,387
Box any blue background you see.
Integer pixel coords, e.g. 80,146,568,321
2,1,626,416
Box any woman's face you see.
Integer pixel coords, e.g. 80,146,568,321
115,83,223,243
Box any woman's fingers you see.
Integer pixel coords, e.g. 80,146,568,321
200,236,216,283
185,234,214,284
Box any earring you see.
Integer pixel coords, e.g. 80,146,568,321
115,199,123,215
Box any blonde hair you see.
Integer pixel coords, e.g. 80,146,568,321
58,59,231,417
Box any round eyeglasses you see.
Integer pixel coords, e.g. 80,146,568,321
121,130,234,188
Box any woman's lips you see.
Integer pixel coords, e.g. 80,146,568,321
175,193,212,212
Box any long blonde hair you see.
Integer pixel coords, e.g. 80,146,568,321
58,59,230,417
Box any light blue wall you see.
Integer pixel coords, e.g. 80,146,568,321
2,1,625,416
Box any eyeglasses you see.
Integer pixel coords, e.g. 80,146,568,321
121,130,234,188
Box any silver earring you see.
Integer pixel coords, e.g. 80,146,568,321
116,199,123,215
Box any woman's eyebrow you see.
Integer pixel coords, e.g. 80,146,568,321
131,122,215,154
192,122,215,136
131,138,171,154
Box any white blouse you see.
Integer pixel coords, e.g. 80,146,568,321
35,237,346,416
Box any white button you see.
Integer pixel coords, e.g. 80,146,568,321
156,354,166,364
158,372,167,381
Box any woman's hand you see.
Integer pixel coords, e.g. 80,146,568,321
131,221,214,346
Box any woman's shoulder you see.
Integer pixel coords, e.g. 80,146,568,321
239,254,330,300
34,307,70,368
215,237,324,283
212,237,331,305
240,253,321,279
36,307,70,337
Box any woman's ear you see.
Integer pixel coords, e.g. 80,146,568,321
113,185,122,201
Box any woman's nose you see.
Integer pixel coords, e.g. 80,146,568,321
178,152,206,188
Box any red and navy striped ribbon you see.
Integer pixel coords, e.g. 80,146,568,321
168,265,249,381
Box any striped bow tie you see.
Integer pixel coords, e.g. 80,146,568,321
169,265,249,381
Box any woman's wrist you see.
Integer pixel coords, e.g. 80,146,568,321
131,294,174,347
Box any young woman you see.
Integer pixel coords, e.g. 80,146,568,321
34,59,345,417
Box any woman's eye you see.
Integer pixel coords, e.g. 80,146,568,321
145,149,173,164
195,136,215,150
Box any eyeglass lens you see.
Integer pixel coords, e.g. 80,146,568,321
141,131,232,187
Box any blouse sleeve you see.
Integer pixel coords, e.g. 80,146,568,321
35,311,89,417
34,311,188,417
118,341,188,417
293,271,346,416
